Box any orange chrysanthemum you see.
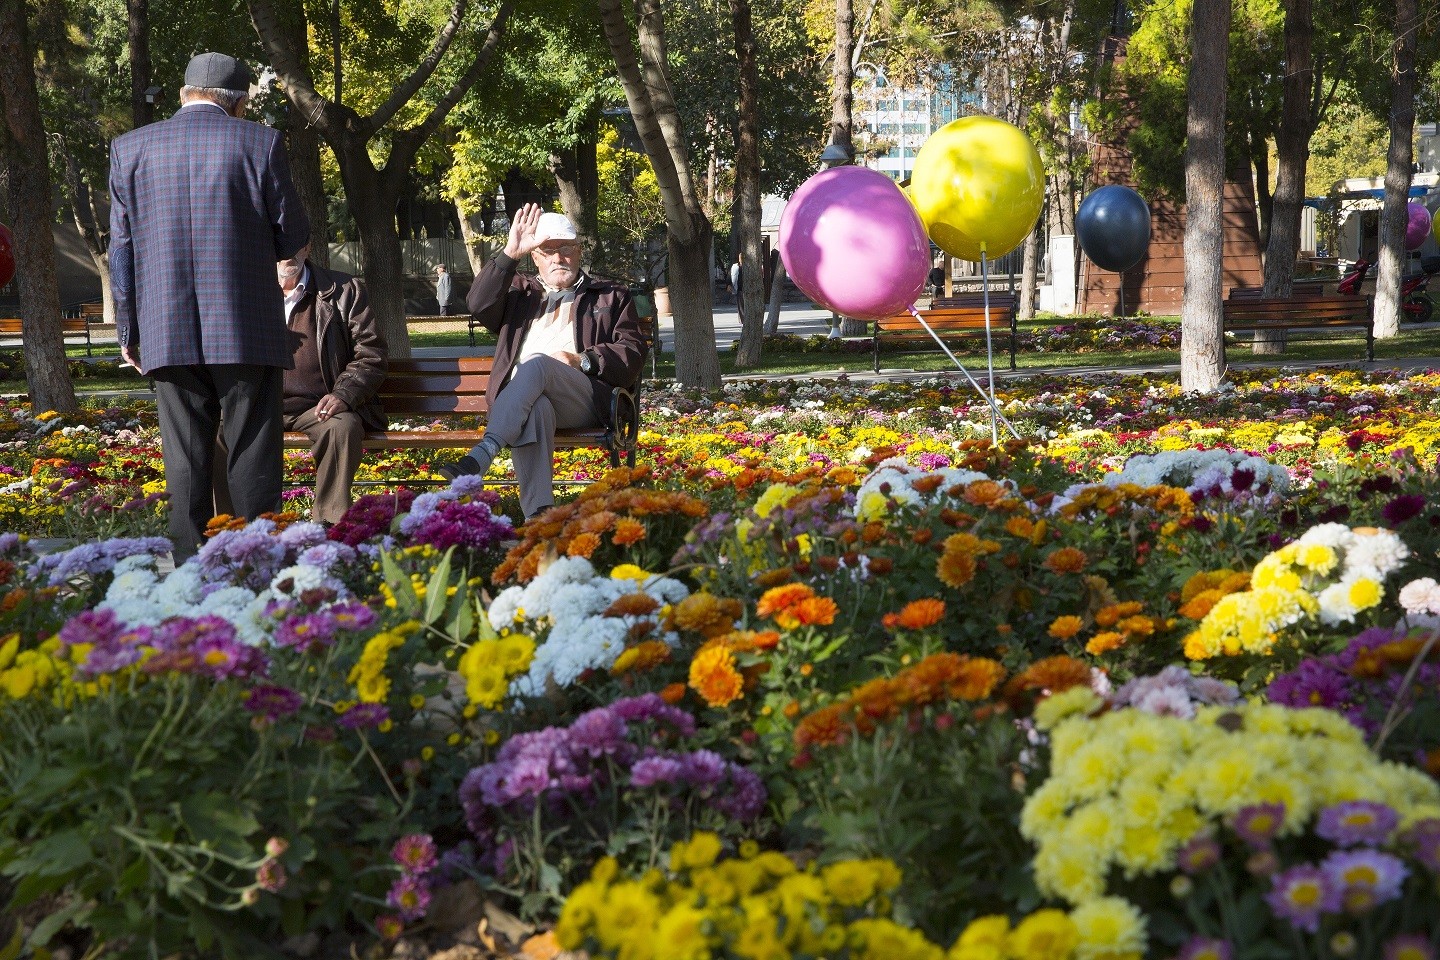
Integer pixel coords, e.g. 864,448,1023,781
611,518,647,546
911,473,946,494
610,640,672,675
1047,615,1085,641
1042,547,1089,574
1179,589,1224,621
1008,655,1092,698
947,656,1006,700
1094,601,1145,627
1117,615,1156,638
1004,516,1036,539
688,644,745,708
660,682,687,704
565,532,602,559
786,596,838,628
756,583,815,619
671,592,737,637
1085,631,1126,655
794,703,852,749
936,551,977,588
962,480,1007,507
893,598,946,631
603,593,661,618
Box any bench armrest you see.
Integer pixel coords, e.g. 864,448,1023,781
609,383,641,454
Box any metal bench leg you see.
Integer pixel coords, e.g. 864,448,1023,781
873,335,880,373
1366,324,1374,362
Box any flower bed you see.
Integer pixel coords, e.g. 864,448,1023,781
4,368,1440,957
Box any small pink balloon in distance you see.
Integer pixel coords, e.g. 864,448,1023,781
779,167,930,322
1405,202,1431,251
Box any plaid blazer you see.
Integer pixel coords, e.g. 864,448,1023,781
109,102,310,372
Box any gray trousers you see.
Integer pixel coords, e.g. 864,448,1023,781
476,355,599,518
153,364,283,560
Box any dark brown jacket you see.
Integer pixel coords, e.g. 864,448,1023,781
466,253,648,425
310,262,388,432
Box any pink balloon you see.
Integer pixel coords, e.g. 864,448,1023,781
0,222,14,289
1406,202,1432,251
778,167,929,321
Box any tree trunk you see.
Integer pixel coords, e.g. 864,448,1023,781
1251,129,1272,251
128,0,153,127
1019,222,1041,321
596,0,719,387
764,255,786,335
247,0,513,358
668,218,721,386
455,196,488,276
288,123,330,268
830,0,853,157
0,0,77,414
58,146,114,323
1373,0,1419,340
550,146,591,253
1254,0,1314,353
731,0,764,369
343,158,410,358
1180,0,1230,393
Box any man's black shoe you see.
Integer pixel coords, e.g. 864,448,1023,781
436,455,482,481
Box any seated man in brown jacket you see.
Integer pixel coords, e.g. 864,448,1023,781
216,244,387,525
437,205,647,519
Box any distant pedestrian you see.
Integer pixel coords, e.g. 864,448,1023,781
730,255,744,323
108,51,309,559
435,263,453,316
929,256,947,298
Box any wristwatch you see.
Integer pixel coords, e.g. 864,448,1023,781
579,351,597,375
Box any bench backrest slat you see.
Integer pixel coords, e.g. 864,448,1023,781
1222,295,1369,322
877,307,1015,332
0,318,90,334
379,395,490,414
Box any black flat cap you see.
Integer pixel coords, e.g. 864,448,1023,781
183,52,254,93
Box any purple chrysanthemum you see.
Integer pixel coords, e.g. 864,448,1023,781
1267,659,1354,713
274,612,337,651
1399,818,1440,871
386,873,431,922
244,685,304,721
391,834,438,876
193,635,268,680
630,756,685,788
1176,833,1222,875
1384,935,1436,960
328,601,378,633
1231,803,1286,850
1177,936,1234,960
1322,848,1408,911
567,706,628,757
1382,494,1428,527
1265,864,1342,933
338,703,390,730
1316,800,1400,848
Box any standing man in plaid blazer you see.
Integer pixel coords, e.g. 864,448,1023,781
109,52,310,559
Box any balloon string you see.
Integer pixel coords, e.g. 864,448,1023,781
906,305,1022,440
980,250,997,444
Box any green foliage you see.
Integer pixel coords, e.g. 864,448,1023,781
596,127,666,284
1306,97,1393,197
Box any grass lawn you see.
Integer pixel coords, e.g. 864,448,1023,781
2,319,1435,399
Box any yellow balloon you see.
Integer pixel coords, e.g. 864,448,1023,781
910,116,1046,262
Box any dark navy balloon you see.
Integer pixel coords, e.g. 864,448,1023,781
1076,186,1151,272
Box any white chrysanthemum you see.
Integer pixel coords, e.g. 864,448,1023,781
1316,580,1360,626
107,567,159,602
545,581,613,630
269,563,328,598
488,586,524,627
154,566,203,614
112,554,157,576
1295,523,1352,550
1399,577,1440,616
641,574,689,606
1342,529,1409,580
199,585,258,622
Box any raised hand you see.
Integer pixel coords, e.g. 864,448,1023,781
503,203,545,260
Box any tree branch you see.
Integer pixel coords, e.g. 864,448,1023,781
370,0,470,132
633,0,702,214
595,0,693,239
247,0,339,138
407,1,512,153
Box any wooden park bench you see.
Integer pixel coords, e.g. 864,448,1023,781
0,316,95,356
1219,294,1374,362
874,294,1019,373
1227,284,1329,300
282,356,643,473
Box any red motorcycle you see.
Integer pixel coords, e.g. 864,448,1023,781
1336,255,1440,323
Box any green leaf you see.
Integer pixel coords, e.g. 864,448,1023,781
19,829,91,877
420,547,456,626
27,899,90,949
381,551,421,615
0,922,19,960
177,792,261,853
7,871,69,908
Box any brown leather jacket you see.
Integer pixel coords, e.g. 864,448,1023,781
310,262,388,432
465,253,648,425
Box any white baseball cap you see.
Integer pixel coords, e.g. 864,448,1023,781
533,212,579,245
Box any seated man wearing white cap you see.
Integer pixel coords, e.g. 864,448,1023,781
437,203,648,518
